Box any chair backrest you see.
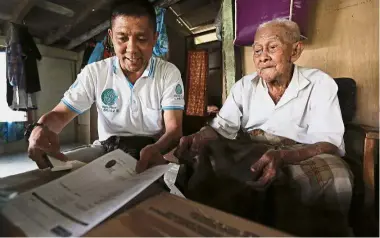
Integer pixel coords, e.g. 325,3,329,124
333,78,357,123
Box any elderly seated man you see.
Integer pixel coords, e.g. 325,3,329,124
175,19,353,236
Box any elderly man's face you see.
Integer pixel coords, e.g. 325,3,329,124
109,15,158,74
252,26,301,83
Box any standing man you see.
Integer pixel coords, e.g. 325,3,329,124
26,0,185,173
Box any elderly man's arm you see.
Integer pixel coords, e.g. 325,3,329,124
250,75,345,188
281,142,339,163
249,142,339,188
175,80,245,159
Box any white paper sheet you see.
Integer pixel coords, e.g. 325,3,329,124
1,149,171,237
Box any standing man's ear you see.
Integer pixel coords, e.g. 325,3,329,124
108,28,113,39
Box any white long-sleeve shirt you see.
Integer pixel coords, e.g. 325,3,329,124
210,65,345,156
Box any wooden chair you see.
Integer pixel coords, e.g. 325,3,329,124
334,77,379,236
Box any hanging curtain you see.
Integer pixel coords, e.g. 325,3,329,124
185,50,208,116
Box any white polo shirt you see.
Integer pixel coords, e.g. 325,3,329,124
210,65,346,156
62,56,185,141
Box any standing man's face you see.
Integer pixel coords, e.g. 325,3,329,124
109,15,158,74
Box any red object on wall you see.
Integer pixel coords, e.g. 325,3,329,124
185,50,209,117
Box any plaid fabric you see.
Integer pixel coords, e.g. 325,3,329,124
177,129,354,236
248,129,353,236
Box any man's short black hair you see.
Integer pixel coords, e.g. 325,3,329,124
110,0,157,33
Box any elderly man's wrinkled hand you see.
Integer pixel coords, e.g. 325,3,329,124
136,144,166,173
248,149,284,190
175,128,219,161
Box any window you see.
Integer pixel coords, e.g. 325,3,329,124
194,32,218,45
0,52,27,122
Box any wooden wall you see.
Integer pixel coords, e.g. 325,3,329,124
242,0,379,127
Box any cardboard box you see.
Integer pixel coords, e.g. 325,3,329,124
86,192,290,237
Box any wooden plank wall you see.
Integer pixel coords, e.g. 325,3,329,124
241,0,379,127
222,0,237,102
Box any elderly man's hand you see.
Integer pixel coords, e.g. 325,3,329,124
136,144,167,173
248,149,285,190
174,126,219,160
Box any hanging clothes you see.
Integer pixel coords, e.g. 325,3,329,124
87,41,105,64
5,22,41,111
153,7,169,58
87,35,115,65
0,122,25,143
20,26,42,94
81,41,96,69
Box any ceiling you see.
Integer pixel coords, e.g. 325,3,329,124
0,0,222,51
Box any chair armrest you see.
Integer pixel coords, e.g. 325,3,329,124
345,123,379,139
345,123,378,206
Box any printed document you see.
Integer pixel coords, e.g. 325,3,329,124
1,149,171,237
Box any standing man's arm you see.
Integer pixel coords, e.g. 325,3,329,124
136,65,185,173
28,103,78,168
38,103,78,134
28,66,96,168
152,110,183,154
136,110,183,173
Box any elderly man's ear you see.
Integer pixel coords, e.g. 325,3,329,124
290,41,304,62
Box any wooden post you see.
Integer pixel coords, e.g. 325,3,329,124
221,0,237,102
363,132,379,206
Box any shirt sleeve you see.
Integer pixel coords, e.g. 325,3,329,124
308,74,346,156
61,66,95,114
161,66,185,110
209,80,243,139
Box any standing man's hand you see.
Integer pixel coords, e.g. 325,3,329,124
136,144,167,173
27,124,67,169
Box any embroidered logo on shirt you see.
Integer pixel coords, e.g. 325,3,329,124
101,89,118,106
174,84,183,101
175,84,182,95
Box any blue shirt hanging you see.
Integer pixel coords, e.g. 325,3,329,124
153,7,169,58
87,42,105,64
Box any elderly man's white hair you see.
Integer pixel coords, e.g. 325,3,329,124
257,18,301,43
